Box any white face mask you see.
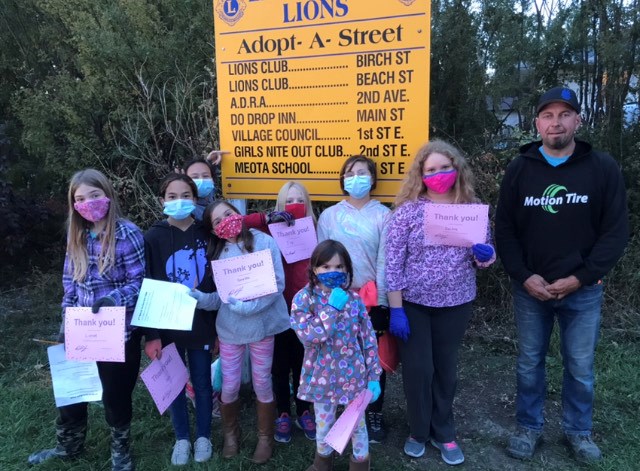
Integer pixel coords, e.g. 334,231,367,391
343,175,372,199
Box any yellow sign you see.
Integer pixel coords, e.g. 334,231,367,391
213,0,430,202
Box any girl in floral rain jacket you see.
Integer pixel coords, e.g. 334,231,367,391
290,239,381,471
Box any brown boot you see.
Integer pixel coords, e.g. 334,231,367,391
220,399,241,458
305,451,334,471
349,455,370,471
252,400,276,464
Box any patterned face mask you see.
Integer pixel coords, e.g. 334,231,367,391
422,169,458,194
316,271,347,289
74,197,111,222
214,213,243,239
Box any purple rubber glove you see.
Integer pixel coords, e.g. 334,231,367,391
267,210,295,227
389,307,410,342
472,243,494,263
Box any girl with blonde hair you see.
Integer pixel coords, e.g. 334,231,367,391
386,140,495,465
29,169,145,471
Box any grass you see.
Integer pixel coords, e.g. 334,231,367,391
1,271,639,470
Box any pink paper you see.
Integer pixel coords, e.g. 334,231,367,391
140,343,189,415
211,249,278,303
424,203,489,247
324,389,373,454
268,216,318,263
64,307,125,362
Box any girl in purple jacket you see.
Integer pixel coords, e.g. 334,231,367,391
290,239,382,471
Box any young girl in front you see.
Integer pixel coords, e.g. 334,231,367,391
290,239,382,471
190,200,290,464
142,173,216,466
29,169,145,471
243,181,318,443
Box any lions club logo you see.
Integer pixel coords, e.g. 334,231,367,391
216,0,247,27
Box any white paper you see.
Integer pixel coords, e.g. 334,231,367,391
131,278,197,331
47,344,103,407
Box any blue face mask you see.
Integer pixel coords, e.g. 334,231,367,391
163,199,196,220
193,178,215,198
343,175,372,199
316,271,347,289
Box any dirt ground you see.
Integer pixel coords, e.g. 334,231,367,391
373,331,585,471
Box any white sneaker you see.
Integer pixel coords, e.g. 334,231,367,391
193,437,213,463
171,439,191,466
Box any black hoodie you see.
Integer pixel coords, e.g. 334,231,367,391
144,220,216,349
496,139,629,285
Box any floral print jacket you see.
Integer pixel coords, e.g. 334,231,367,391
290,284,382,405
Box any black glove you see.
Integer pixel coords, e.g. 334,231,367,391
368,305,390,332
91,296,116,313
267,211,295,227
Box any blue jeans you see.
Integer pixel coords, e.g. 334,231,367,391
169,347,213,440
513,282,603,435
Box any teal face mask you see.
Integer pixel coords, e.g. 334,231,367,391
343,175,372,199
193,178,215,198
163,199,196,220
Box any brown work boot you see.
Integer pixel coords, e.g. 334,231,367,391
305,451,334,471
348,454,370,471
220,399,241,458
252,400,275,464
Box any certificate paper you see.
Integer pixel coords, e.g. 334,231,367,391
424,203,489,247
47,344,102,407
131,279,197,331
211,249,278,303
324,389,373,454
268,216,317,263
65,307,125,362
140,343,189,415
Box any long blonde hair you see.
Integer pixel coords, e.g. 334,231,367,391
274,181,317,223
394,140,477,207
67,169,122,281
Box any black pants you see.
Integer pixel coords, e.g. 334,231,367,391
398,301,472,443
366,331,387,413
58,329,142,429
272,328,312,416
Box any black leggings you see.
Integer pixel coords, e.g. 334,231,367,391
58,330,142,429
398,301,472,443
272,328,312,416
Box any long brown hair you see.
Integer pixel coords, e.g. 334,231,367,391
66,169,122,281
394,140,477,207
203,200,254,261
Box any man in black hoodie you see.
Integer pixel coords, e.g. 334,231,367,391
496,87,629,464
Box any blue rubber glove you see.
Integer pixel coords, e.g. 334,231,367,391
367,381,381,403
389,307,410,342
472,243,494,263
91,296,116,313
328,288,349,310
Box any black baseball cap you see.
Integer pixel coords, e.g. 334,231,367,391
536,87,580,114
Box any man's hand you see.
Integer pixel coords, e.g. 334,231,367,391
523,274,555,301
547,275,582,300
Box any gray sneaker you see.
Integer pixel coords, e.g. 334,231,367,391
404,437,426,458
193,437,212,463
431,439,465,465
506,426,542,460
564,433,602,463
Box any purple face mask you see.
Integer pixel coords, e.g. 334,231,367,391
74,197,111,222
422,170,458,194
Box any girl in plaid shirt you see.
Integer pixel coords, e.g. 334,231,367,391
29,169,145,471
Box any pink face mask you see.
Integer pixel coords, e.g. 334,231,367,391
422,170,458,194
74,197,111,222
214,213,243,239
